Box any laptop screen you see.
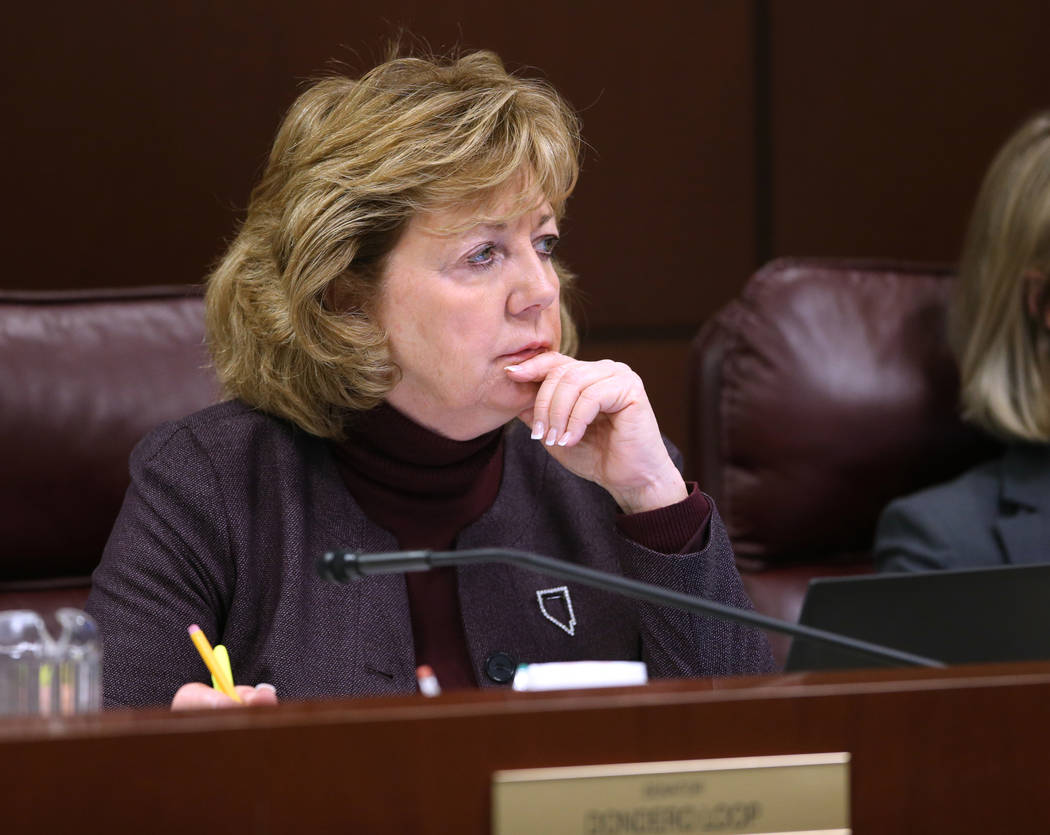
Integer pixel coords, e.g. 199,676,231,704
785,563,1050,671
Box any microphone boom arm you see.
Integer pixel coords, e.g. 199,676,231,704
317,547,945,669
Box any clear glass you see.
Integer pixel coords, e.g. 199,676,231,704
0,610,48,716
54,608,102,714
0,608,101,716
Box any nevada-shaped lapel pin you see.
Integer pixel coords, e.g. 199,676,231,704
536,585,576,636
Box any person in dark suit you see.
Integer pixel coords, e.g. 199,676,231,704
87,50,772,709
875,112,1050,572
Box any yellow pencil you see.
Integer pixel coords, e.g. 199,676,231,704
211,644,233,694
187,624,241,703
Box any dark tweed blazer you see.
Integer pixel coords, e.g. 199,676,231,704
87,400,772,708
875,444,1050,573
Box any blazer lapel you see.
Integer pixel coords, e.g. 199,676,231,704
994,445,1050,565
308,437,415,689
455,423,545,685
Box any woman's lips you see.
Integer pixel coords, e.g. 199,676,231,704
500,344,549,364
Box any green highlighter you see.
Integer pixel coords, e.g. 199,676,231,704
210,644,234,693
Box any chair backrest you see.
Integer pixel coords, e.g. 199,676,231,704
0,286,219,612
689,258,1000,570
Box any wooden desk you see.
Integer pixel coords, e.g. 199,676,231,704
2,662,1048,833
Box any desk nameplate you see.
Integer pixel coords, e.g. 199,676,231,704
492,752,850,834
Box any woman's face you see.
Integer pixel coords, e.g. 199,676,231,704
377,191,563,440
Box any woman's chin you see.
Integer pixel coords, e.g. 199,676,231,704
453,385,529,436
491,379,538,416
422,380,536,440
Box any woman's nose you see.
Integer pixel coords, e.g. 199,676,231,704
507,255,558,316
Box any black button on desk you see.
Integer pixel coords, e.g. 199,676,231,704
484,651,517,684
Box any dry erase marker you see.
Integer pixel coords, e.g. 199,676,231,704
416,664,441,697
187,624,241,703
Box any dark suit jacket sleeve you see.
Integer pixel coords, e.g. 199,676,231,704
873,455,1011,573
614,438,774,676
873,497,955,573
617,502,776,677
86,422,234,708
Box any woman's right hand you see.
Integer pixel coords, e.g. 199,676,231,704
505,352,687,514
171,681,279,710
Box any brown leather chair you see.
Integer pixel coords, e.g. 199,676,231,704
689,258,1001,667
0,287,218,617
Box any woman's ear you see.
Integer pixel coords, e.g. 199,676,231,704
1023,270,1050,330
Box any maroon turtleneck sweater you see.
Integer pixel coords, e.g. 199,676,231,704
333,404,710,689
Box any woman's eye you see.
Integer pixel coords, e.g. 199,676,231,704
467,245,496,267
535,235,560,258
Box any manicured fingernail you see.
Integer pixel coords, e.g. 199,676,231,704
531,421,544,440
557,431,571,446
545,427,558,446
255,682,277,694
504,364,522,372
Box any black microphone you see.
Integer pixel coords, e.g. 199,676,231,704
317,547,945,669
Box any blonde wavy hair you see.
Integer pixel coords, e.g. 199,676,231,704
951,111,1050,443
205,50,581,439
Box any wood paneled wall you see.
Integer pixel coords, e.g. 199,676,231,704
4,1,1048,465
765,2,1050,262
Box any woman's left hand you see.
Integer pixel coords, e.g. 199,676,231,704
505,352,687,514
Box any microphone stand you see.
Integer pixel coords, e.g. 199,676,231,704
317,547,945,669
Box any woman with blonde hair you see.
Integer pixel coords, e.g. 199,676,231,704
87,49,772,708
875,112,1050,572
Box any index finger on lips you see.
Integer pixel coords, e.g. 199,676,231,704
503,350,571,381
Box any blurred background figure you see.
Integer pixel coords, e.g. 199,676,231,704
876,112,1050,572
